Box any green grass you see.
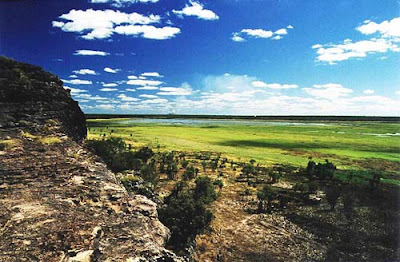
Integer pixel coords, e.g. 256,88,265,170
87,118,400,177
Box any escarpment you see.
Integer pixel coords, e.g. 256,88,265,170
0,56,86,141
0,57,182,261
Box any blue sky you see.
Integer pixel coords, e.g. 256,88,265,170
1,0,399,115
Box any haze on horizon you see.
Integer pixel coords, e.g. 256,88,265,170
1,0,399,116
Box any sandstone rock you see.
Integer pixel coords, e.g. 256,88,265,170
0,57,183,262
0,56,86,141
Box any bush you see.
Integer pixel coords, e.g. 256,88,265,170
135,146,154,163
159,180,216,250
194,176,217,204
183,166,196,180
181,159,189,168
86,138,153,173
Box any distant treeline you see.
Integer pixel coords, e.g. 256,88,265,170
86,114,400,122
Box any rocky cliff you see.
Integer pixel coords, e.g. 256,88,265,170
0,56,86,141
0,57,182,261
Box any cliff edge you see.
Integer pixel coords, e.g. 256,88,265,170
0,57,182,261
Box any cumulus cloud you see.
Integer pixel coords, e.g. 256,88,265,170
104,67,120,73
53,9,180,40
96,104,115,110
232,25,293,42
91,0,159,7
313,38,399,64
141,72,163,77
173,1,219,20
136,86,159,90
139,94,159,99
103,83,118,87
74,50,109,56
363,89,375,94
313,17,400,64
356,17,400,38
302,83,353,100
114,25,180,40
127,79,163,86
62,79,93,85
73,69,97,75
251,81,298,89
142,98,168,104
100,88,118,91
157,86,192,96
126,88,136,92
117,94,140,101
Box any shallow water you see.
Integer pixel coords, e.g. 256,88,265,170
117,118,333,127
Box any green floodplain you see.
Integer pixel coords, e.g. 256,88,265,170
86,116,400,185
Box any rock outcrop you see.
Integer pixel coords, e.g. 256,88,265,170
0,56,86,141
0,57,182,261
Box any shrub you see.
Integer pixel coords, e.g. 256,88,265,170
181,159,189,168
159,180,216,250
135,146,154,163
183,166,196,180
194,176,217,204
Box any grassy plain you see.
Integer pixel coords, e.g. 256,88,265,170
87,118,400,183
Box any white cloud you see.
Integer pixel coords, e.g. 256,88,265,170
231,33,245,42
141,72,163,77
275,28,287,35
117,94,140,101
62,79,93,85
100,88,118,91
74,49,109,56
313,38,399,64
232,26,293,42
157,86,192,96
96,104,115,110
114,25,180,40
91,0,159,7
356,17,400,38
104,67,120,73
73,69,97,75
103,83,118,87
363,89,375,94
396,90,400,95
136,86,159,90
142,98,168,104
173,1,219,20
251,81,298,89
126,88,136,92
127,79,163,86
241,29,273,38
53,9,180,40
69,74,78,78
139,94,158,99
313,17,400,64
302,83,353,100
128,75,138,79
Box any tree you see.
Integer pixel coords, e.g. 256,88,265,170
194,176,217,204
257,185,275,213
183,166,196,180
201,160,207,172
213,179,224,193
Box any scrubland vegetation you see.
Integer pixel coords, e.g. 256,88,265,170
85,119,399,261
